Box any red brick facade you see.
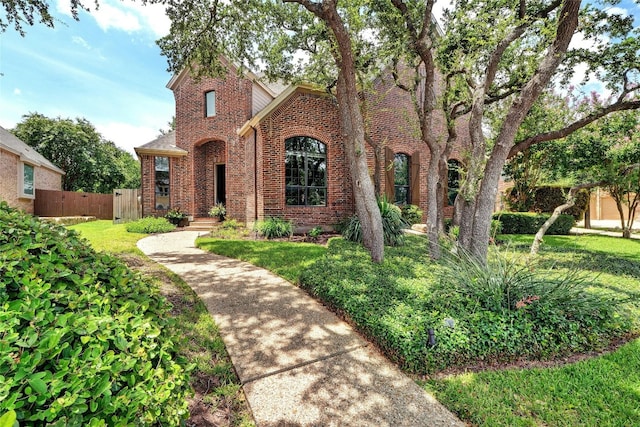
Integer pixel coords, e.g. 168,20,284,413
137,65,471,228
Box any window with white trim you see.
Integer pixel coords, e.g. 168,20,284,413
20,162,35,198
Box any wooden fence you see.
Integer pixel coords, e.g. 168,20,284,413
35,190,113,219
113,189,141,224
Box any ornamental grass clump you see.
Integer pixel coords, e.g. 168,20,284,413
255,216,293,239
342,197,409,246
0,202,191,425
429,246,632,367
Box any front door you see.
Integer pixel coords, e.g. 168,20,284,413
215,164,226,205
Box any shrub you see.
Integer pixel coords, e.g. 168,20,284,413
0,202,191,425
300,235,632,373
308,226,323,240
400,204,423,225
505,186,590,220
125,216,176,233
221,218,243,230
342,197,409,246
430,246,629,366
165,207,188,225
255,217,293,239
494,211,575,234
208,203,226,220
533,186,590,220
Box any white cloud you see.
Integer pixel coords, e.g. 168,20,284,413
13,88,21,95
56,0,169,37
92,3,141,33
96,121,161,155
72,36,91,49
605,6,629,17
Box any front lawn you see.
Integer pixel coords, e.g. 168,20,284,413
196,232,640,426
68,220,254,426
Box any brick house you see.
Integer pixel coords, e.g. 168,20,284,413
0,126,64,214
135,61,469,228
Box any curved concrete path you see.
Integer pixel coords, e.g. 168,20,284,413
138,231,463,427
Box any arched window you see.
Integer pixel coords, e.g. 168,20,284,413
394,153,410,205
285,136,327,206
447,159,462,206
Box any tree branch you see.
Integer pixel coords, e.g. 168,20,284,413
509,98,640,158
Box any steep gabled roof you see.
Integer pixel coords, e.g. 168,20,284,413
166,57,286,99
237,83,328,137
134,131,188,157
0,126,65,175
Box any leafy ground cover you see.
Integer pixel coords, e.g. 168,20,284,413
196,230,640,426
1,207,190,425
69,220,254,427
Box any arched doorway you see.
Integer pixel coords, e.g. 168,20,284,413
194,140,226,217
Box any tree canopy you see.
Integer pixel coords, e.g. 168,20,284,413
12,113,140,193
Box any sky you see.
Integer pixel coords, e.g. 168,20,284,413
0,1,638,157
0,0,173,155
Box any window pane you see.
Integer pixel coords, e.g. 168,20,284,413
23,164,34,196
448,159,461,206
395,185,409,205
206,91,216,117
394,153,410,205
155,157,170,209
284,136,327,206
394,153,409,186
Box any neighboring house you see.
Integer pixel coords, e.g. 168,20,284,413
135,60,470,228
0,126,64,214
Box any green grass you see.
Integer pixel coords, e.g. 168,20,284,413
66,220,254,426
195,232,640,426
68,220,146,254
196,238,328,283
424,338,640,426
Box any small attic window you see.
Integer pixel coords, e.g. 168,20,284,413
205,91,216,117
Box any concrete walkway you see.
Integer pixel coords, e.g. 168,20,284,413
138,231,463,427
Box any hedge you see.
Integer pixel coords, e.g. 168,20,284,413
493,211,575,235
0,202,191,425
505,186,590,220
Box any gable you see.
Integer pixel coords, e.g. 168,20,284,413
0,126,64,175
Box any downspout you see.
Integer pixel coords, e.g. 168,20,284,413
254,127,258,222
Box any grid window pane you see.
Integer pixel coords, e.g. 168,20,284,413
155,156,170,209
394,153,410,205
285,137,327,206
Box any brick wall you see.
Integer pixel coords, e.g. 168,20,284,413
172,66,252,219
366,70,471,220
1,148,63,214
257,91,354,227
36,166,63,191
153,64,474,227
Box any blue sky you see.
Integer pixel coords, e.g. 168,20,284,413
0,1,637,156
0,0,173,155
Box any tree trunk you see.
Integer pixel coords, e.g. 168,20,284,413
425,144,442,259
462,0,581,262
327,8,384,262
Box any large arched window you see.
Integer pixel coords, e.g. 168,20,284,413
447,159,462,206
285,136,327,206
394,153,410,205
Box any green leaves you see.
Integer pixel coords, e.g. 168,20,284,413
10,113,140,193
0,202,191,425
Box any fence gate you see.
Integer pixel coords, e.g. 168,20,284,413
113,189,141,224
